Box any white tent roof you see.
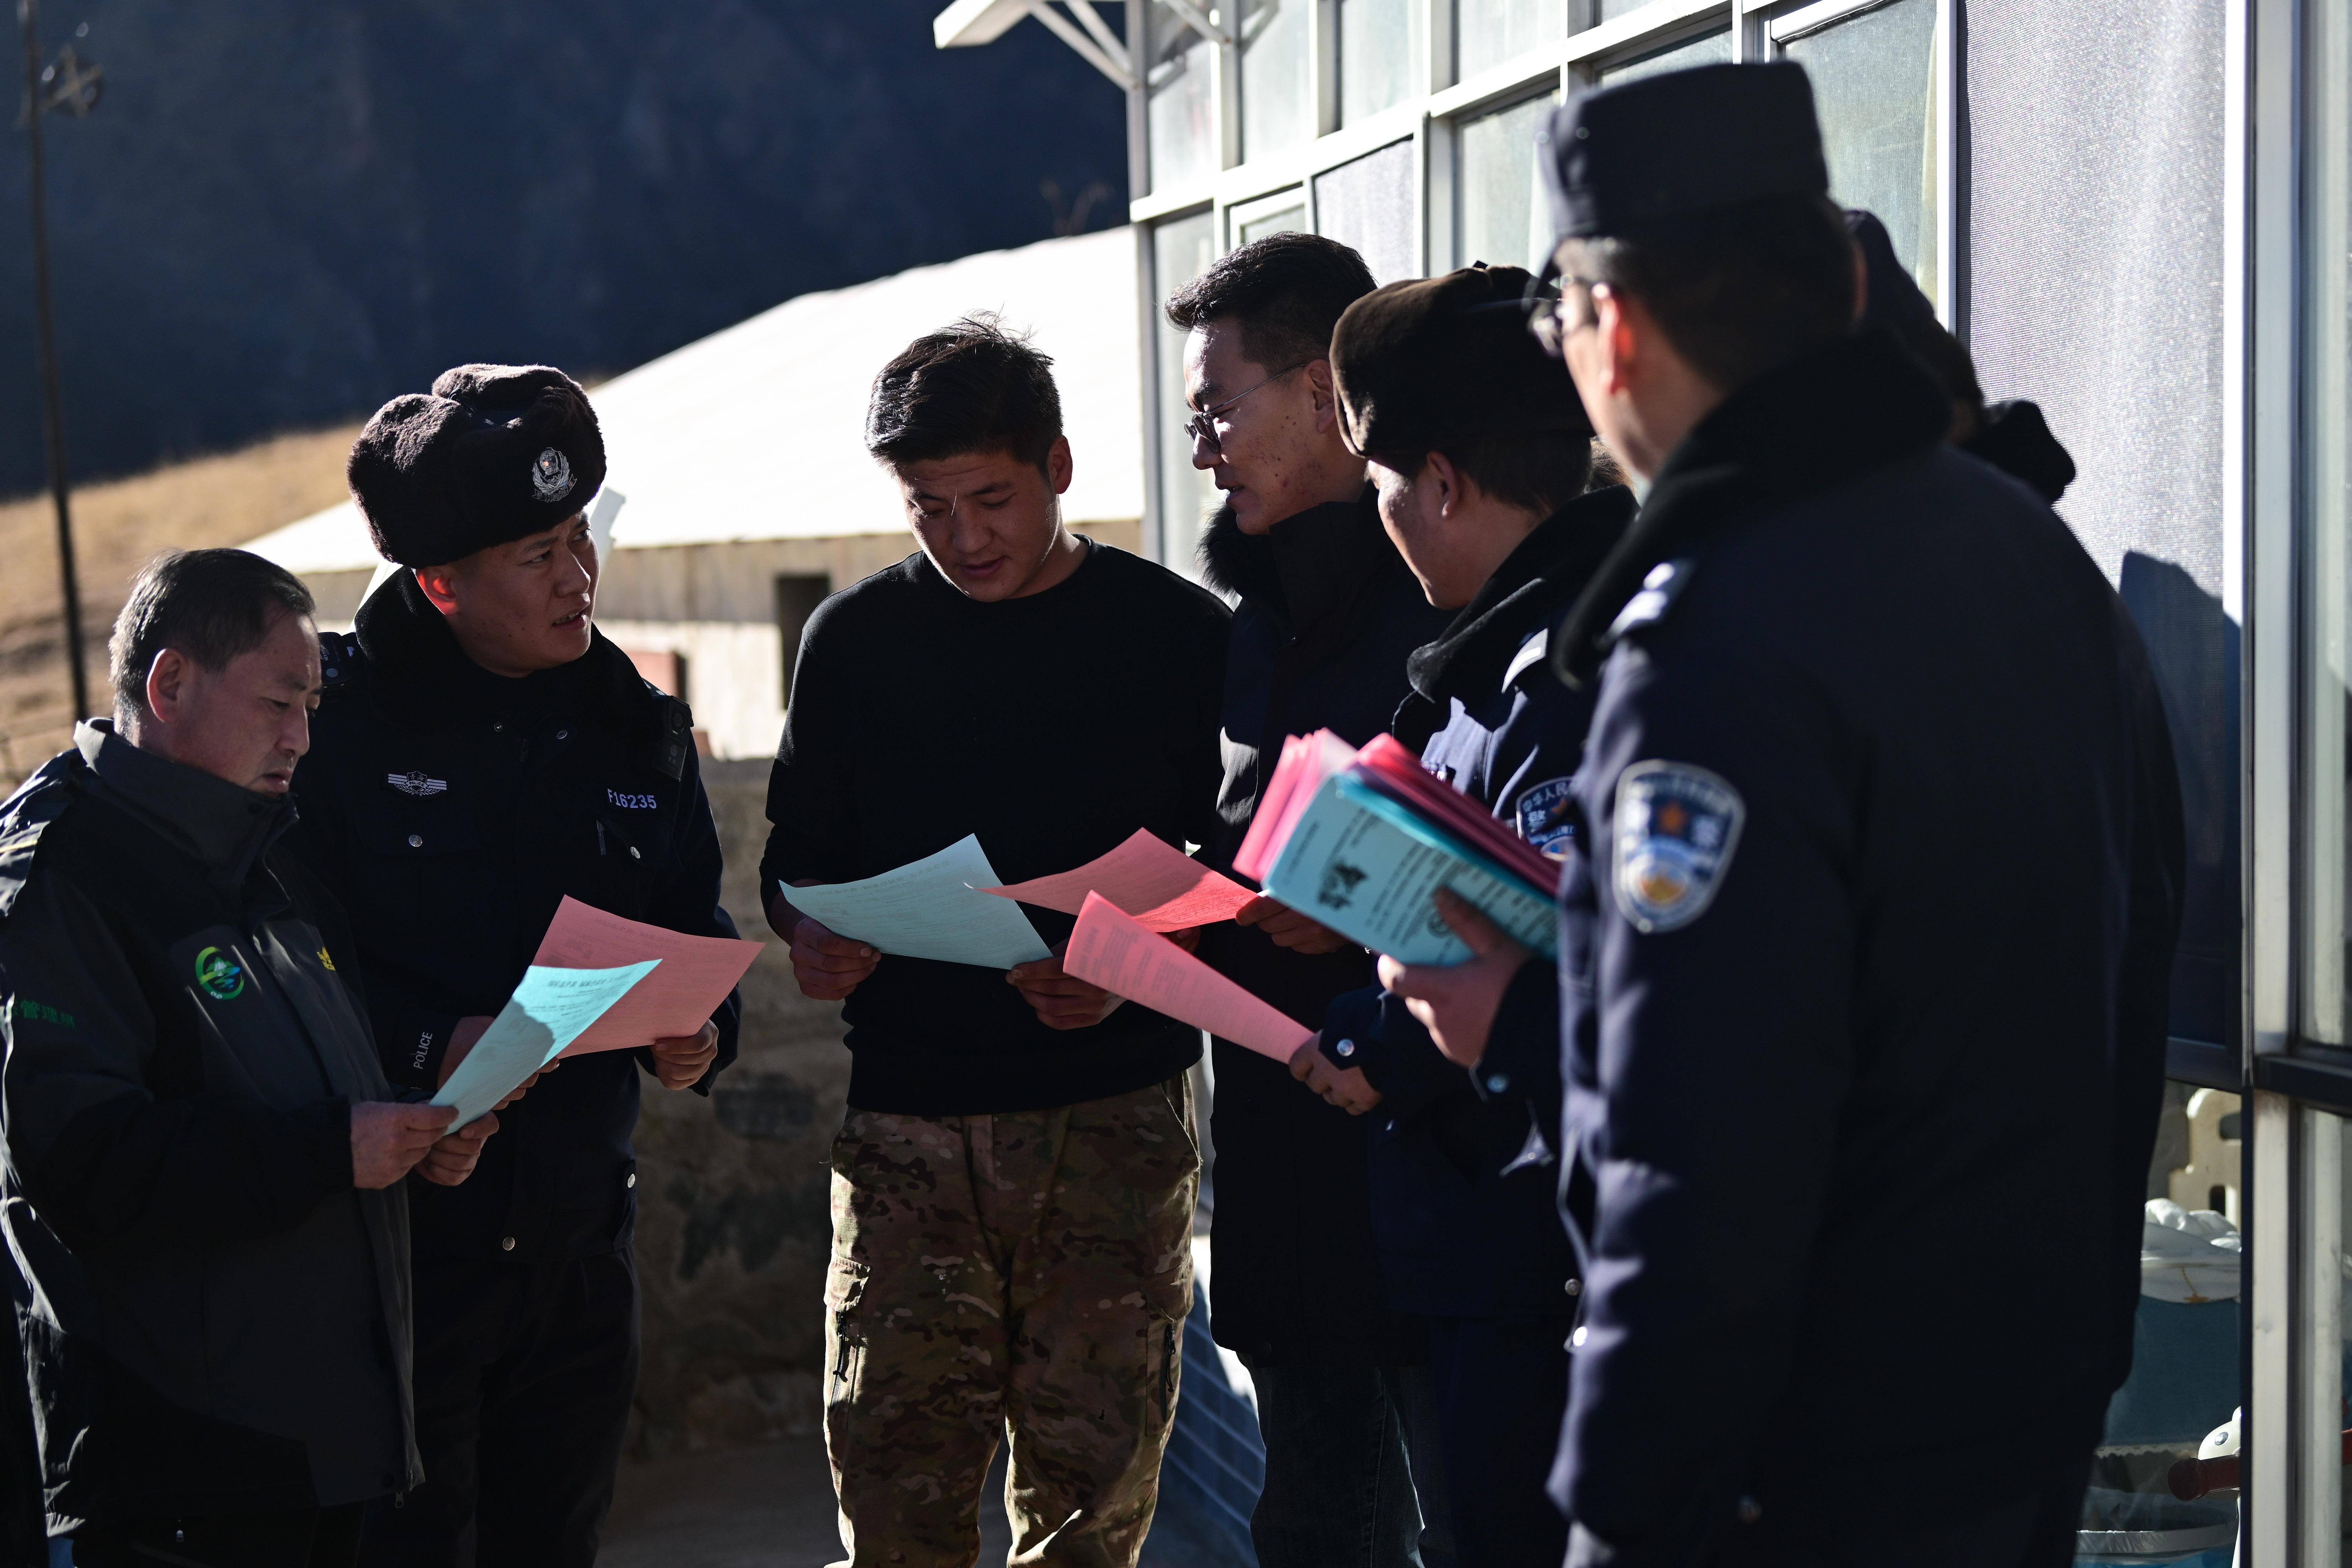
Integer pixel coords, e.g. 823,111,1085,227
246,227,1143,573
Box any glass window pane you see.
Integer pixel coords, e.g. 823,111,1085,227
1147,3,1218,193
1595,26,1734,86
1455,0,1567,81
1341,0,1422,123
1242,0,1314,162
1236,198,1308,248
2084,1083,2243,1561
1153,212,1223,570
1781,0,1940,303
1316,140,1421,284
1457,91,1559,273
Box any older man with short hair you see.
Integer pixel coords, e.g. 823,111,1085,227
0,548,492,1568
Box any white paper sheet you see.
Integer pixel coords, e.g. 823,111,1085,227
782,834,1051,969
431,961,659,1126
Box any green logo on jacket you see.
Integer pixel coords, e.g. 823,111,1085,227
194,946,245,1001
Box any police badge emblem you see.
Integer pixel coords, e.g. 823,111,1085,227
387,770,448,798
1514,777,1578,860
531,446,574,503
1612,760,1743,933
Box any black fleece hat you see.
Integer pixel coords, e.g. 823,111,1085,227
348,364,606,567
1331,264,1592,461
1541,63,1828,243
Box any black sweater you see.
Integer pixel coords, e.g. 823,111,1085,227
761,542,1231,1115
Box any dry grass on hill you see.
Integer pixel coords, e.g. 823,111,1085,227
0,423,359,781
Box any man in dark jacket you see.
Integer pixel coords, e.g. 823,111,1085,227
0,549,494,1567
289,365,742,1567
1415,64,2181,1566
1166,233,1456,1566
1297,264,1633,1568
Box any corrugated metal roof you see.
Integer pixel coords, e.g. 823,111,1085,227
247,227,1142,573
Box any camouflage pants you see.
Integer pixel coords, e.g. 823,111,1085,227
824,1074,1200,1568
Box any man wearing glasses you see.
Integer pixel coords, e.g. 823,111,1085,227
1163,234,1455,1568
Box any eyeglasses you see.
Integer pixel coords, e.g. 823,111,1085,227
1182,362,1312,452
1523,261,1607,360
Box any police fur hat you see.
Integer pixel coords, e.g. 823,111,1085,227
1541,62,1828,243
1330,264,1592,462
348,364,606,567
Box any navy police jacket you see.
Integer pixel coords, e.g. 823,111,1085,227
1541,331,2184,1563
289,574,742,1262
1317,486,1634,1319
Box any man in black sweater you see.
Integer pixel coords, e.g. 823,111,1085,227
1167,234,1455,1566
762,319,1230,1568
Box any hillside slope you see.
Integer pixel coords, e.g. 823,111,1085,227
0,0,1126,497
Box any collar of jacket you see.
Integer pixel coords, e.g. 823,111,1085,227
74,719,290,889
1550,327,1951,687
1198,485,1398,632
1404,484,1638,707
353,568,655,740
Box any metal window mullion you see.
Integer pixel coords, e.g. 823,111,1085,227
1312,0,1341,137
2250,1091,2296,1567
1931,0,1958,327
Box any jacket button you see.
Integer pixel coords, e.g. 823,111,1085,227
500,1237,515,1251
1564,1278,1583,1296
407,834,423,848
1334,1038,1355,1058
628,846,641,860
626,1172,636,1188
556,728,569,740
1738,1497,1763,1525
1571,1325,1588,1348
1484,1072,1509,1093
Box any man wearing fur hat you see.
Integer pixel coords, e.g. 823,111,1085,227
288,365,743,1567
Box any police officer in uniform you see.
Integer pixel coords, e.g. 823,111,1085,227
1288,263,1631,1568
1410,66,2184,1565
290,365,742,1566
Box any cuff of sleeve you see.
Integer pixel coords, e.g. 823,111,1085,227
1317,987,1385,1078
389,1014,460,1092
1469,959,1554,1101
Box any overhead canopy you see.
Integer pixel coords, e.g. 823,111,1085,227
247,226,1143,574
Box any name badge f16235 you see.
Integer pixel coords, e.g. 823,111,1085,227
1612,760,1744,933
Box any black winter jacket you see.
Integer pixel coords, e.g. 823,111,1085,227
289,574,741,1262
0,724,420,1532
1319,486,1634,1320
1195,489,1452,1365
1545,331,2184,1561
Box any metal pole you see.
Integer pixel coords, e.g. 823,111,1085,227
19,0,88,723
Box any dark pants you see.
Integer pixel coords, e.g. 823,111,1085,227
1427,1315,1570,1568
358,1249,638,1568
1709,1454,2093,1568
1241,1356,1455,1568
74,1502,366,1568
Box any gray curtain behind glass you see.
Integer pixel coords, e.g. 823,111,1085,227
1966,0,2234,1042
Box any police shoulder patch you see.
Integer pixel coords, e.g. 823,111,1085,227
1514,777,1578,860
1611,759,1744,933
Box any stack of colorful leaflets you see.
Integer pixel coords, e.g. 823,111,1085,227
1237,730,1561,966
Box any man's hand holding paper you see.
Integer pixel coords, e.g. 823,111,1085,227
1235,894,1351,955
1377,889,1533,1069
779,894,882,1001
431,962,661,1128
